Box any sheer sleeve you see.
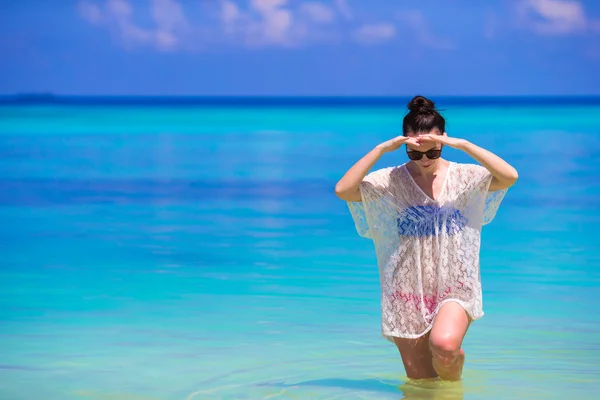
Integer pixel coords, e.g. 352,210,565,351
462,164,508,226
347,201,371,238
347,167,394,239
483,187,507,225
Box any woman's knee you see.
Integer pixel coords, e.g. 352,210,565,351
428,302,470,365
429,332,461,364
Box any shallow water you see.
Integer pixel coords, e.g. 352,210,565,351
1,99,599,399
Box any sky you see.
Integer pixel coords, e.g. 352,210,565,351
1,0,599,96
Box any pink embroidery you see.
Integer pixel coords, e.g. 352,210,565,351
390,283,461,313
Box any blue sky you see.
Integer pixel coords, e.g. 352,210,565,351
1,0,599,96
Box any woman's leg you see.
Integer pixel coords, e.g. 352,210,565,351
428,301,471,381
393,332,438,380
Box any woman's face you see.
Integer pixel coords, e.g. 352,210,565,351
405,129,443,171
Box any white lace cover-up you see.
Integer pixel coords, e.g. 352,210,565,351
347,162,507,341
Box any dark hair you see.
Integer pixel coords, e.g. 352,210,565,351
402,95,445,135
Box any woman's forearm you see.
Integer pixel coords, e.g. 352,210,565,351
458,140,518,190
334,146,385,201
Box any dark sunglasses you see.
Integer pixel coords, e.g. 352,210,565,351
406,148,442,161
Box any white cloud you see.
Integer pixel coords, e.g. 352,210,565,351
77,1,103,24
106,0,130,18
79,0,345,50
156,0,193,50
152,0,188,32
105,0,153,46
516,0,599,35
396,10,455,50
219,0,293,46
252,0,294,45
80,0,474,52
332,0,352,20
221,1,241,26
220,1,244,38
219,0,341,47
77,0,190,51
300,2,335,24
352,23,395,44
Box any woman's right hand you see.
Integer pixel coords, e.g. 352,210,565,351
375,135,417,153
335,135,417,202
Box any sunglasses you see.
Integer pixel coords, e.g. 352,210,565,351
406,148,442,161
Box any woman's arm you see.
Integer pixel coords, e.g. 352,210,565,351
421,133,518,191
334,146,385,202
457,140,518,191
335,135,417,202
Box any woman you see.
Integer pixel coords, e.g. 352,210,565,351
334,95,518,381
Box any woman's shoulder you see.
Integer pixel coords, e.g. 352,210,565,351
451,161,489,176
449,162,492,189
366,165,402,178
364,165,406,187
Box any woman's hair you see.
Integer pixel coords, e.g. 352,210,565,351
402,95,445,135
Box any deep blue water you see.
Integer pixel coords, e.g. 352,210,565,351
1,98,599,399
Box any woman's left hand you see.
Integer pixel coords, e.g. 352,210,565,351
419,132,519,191
417,133,468,149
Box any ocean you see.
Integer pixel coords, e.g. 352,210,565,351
1,97,599,399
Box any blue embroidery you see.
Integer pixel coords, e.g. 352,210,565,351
397,205,467,237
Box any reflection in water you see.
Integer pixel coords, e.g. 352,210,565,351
257,378,402,395
400,378,464,400
253,377,465,399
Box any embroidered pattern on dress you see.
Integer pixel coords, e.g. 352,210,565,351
396,205,467,237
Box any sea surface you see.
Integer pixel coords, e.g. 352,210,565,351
1,97,599,399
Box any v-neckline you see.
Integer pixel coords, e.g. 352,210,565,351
402,161,452,203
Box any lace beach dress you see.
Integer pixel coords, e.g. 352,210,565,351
347,162,507,341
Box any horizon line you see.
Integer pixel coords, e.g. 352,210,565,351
3,93,600,98
2,93,600,106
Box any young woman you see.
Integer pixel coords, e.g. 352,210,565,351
334,95,518,381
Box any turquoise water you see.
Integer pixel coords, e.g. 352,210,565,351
1,99,599,399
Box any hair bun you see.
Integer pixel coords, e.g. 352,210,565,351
408,95,435,113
